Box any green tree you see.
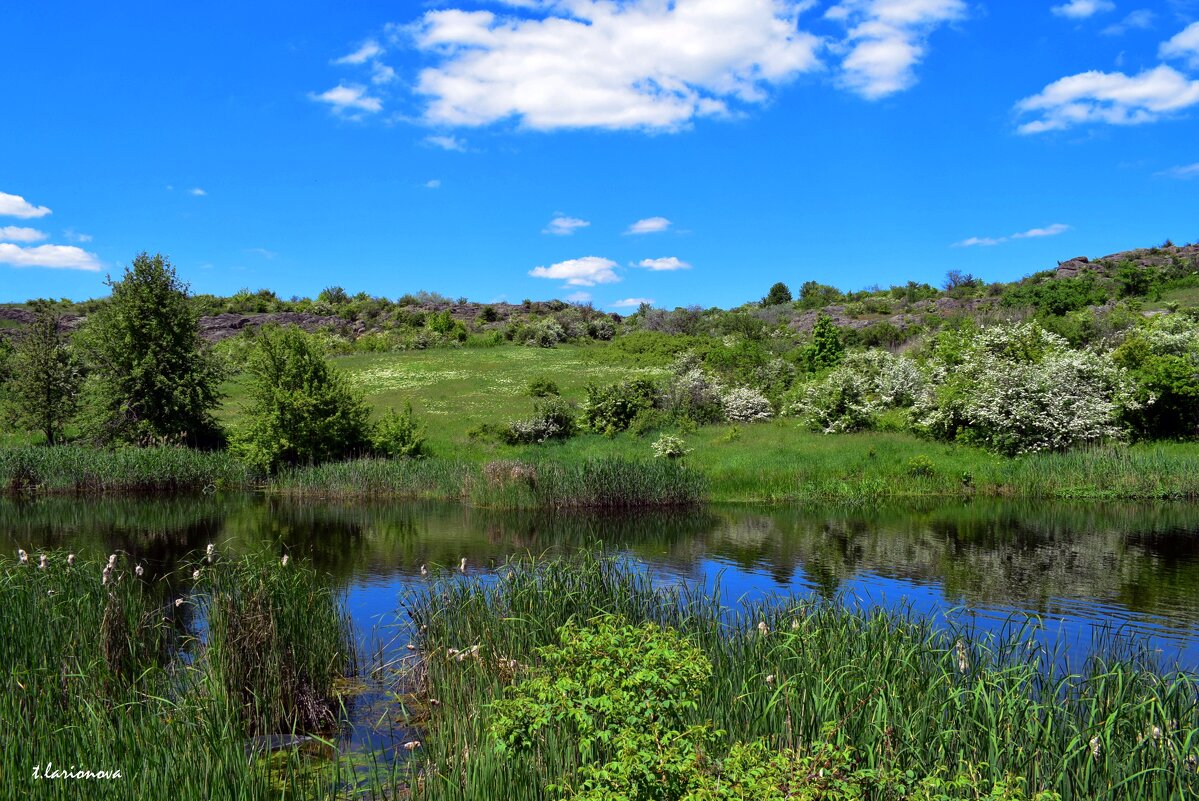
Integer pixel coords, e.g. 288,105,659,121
6,305,82,445
234,325,372,472
80,253,224,446
761,281,792,306
800,314,844,372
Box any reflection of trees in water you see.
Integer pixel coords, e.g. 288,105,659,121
3,495,1197,628
698,501,1199,625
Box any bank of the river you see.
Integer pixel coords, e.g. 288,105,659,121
6,430,1199,504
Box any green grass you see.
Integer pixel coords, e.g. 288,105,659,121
0,548,374,800
403,551,1199,801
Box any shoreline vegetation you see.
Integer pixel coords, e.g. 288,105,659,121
7,436,1199,505
5,549,1195,800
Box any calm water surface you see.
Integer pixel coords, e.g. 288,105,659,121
5,495,1198,757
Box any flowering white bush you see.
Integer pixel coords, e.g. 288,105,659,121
913,322,1140,455
721,386,774,422
661,368,725,424
784,350,923,433
651,433,690,459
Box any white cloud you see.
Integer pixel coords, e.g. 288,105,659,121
1160,22,1199,69
408,1,822,131
1051,0,1115,19
529,256,620,286
566,291,593,303
1016,65,1199,133
0,191,52,219
636,256,692,271
425,179,442,189
0,243,101,271
64,229,92,243
189,187,207,197
245,247,278,259
0,226,48,243
310,83,383,115
543,216,590,236
1157,162,1199,178
954,223,1070,247
825,0,967,99
1102,9,1155,36
371,62,398,85
335,40,385,65
425,134,468,152
611,297,655,308
626,216,672,234
1012,223,1070,238
953,236,1006,247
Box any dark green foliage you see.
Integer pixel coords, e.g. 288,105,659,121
234,325,372,472
854,321,906,348
798,280,844,310
580,379,658,434
370,403,430,458
479,304,499,323
5,305,82,445
317,285,350,305
1114,335,1199,439
761,281,793,306
527,377,560,397
79,253,224,447
1001,275,1112,316
1116,262,1159,298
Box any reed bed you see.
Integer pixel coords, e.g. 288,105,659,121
0,548,369,801
0,445,254,495
270,457,473,501
403,552,1199,800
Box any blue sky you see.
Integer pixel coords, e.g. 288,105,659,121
2,0,1198,310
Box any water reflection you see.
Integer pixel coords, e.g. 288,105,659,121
3,495,1197,666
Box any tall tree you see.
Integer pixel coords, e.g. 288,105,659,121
6,305,82,445
762,282,793,306
81,252,224,446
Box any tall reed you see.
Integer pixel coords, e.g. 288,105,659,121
402,552,1199,800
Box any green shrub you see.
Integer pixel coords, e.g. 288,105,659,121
370,403,429,458
580,379,658,435
527,378,560,398
233,325,372,472
651,433,690,459
504,397,577,444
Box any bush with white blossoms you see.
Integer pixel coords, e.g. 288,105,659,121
660,367,725,424
651,433,691,459
913,322,1141,455
785,350,924,433
720,386,774,423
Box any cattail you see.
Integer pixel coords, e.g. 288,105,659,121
102,565,113,586
791,618,801,630
67,553,75,566
205,543,215,563
420,564,428,576
175,598,184,608
107,554,117,568
192,569,201,580
281,555,289,567
1090,736,1101,760
458,557,467,573
18,549,28,565
135,564,144,577
955,640,970,674
406,643,417,651
757,621,769,636
402,741,422,751
38,554,47,570
765,674,776,685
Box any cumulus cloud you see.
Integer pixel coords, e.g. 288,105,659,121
335,40,385,65
529,256,620,286
0,243,101,271
408,1,822,131
310,83,383,115
1157,162,1199,178
1051,0,1115,19
1015,65,1199,133
825,0,967,99
636,256,692,271
543,216,590,236
0,226,48,243
0,191,52,219
189,187,207,197
1160,21,1199,69
371,63,398,85
611,297,655,308
425,134,467,151
626,216,672,234
425,179,442,189
954,223,1070,247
